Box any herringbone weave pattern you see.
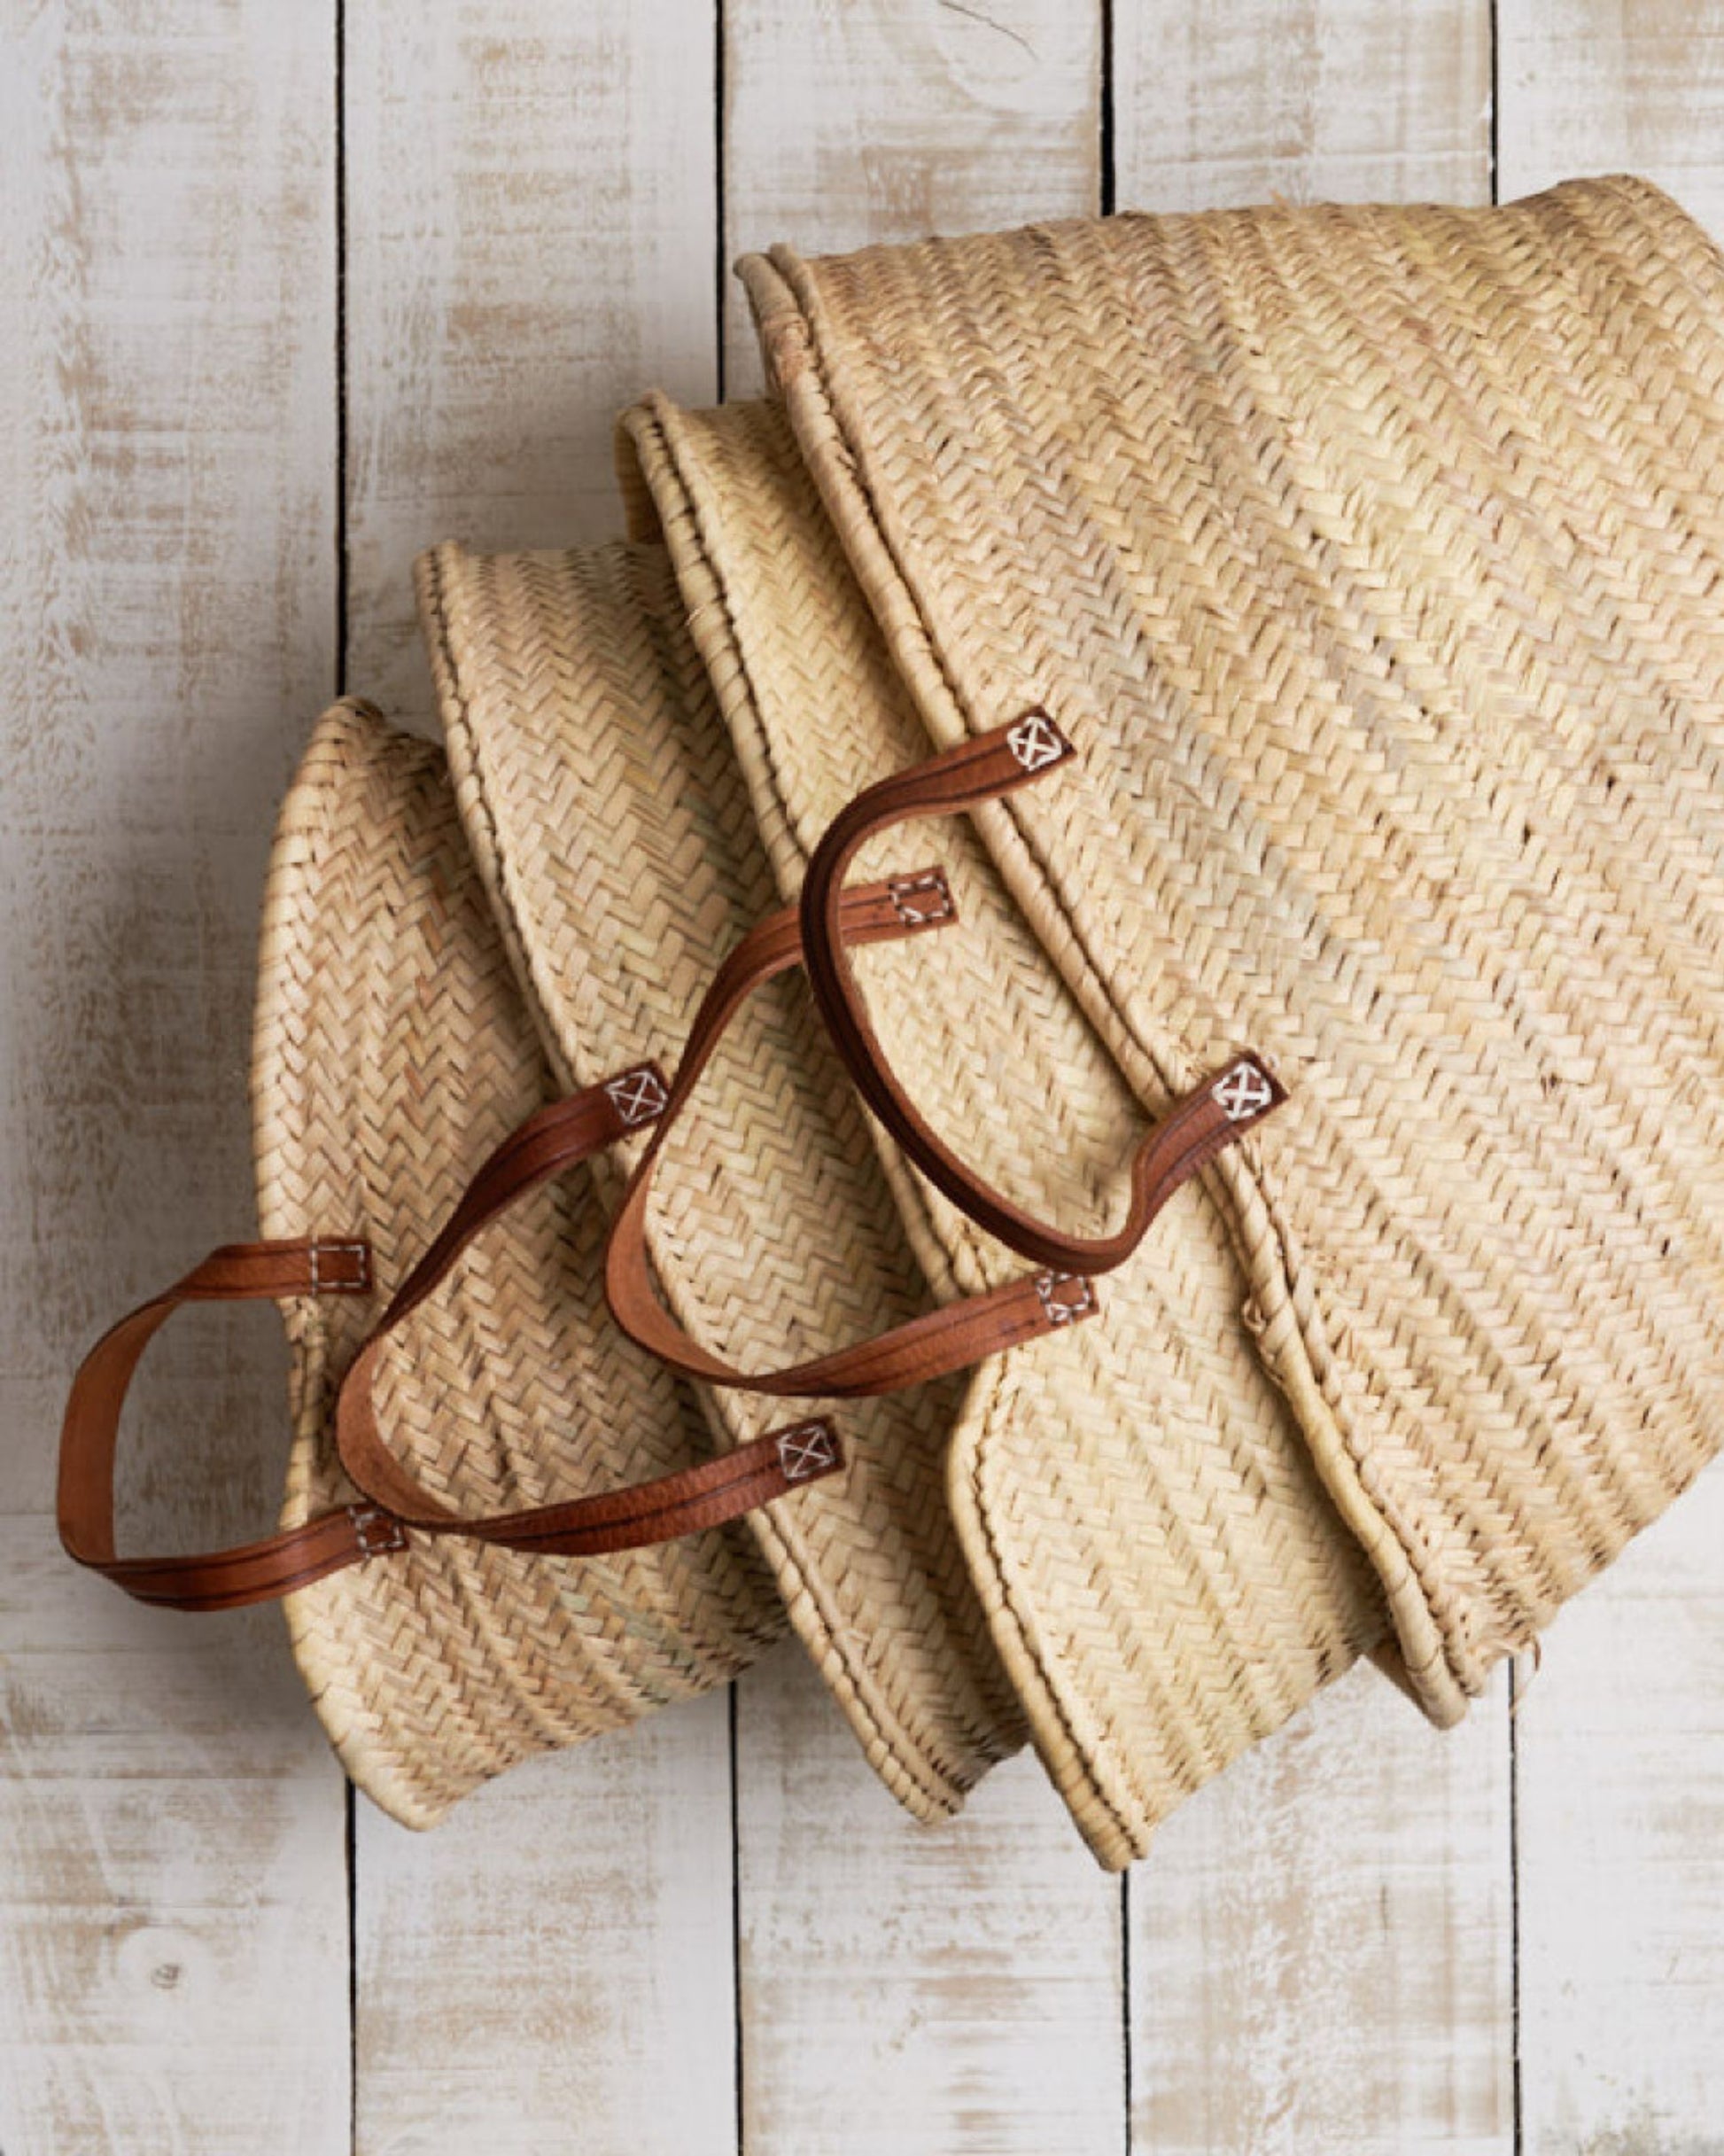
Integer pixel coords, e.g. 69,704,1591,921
248,173,1724,1871
255,700,781,1825
418,540,1028,1820
742,173,1724,1773
617,394,1386,1864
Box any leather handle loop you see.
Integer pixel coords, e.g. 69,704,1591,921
58,876,933,1612
58,1219,849,1611
797,712,1288,1273
600,870,1103,1394
57,1240,391,1611
61,759,1287,1615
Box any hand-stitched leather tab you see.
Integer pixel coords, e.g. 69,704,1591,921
773,1418,843,1483
602,1062,672,1131
887,868,956,928
346,1502,408,1558
307,1239,373,1296
1005,708,1075,774
1210,1055,1284,1126
801,733,1289,1275
1036,1271,1099,1327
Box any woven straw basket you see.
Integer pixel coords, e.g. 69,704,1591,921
62,172,1724,1870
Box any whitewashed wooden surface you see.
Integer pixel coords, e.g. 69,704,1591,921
4,4,1722,2150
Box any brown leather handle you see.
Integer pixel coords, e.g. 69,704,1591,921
57,1227,847,1612
600,868,1102,1393
330,1052,857,1531
63,764,1284,1614
58,1239,393,1610
797,712,1287,1272
58,871,966,1612
334,869,1095,1547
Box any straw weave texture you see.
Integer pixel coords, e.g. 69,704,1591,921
619,393,1387,1864
244,172,1724,1869
255,700,781,1825
744,172,1724,1734
417,541,1028,1819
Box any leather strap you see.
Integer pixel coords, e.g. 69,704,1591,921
57,1233,847,1611
58,871,958,1610
60,1239,390,1611
796,712,1288,1272
338,870,1099,1540
601,866,1103,1394
61,786,1289,1611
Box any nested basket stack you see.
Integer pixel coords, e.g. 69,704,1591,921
69,170,1724,1870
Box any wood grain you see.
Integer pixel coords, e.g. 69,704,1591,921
343,0,719,718
735,1652,1126,2156
721,0,1100,393
1497,0,1724,229
1512,1467,1724,2153
340,8,741,2150
1114,0,1493,211
0,1531,350,2153
1131,1664,1513,2154
353,1694,739,2156
1111,9,1511,2145
0,7,348,2148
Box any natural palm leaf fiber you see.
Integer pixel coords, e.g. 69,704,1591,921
610,393,1386,1861
732,172,1724,1804
416,537,1029,1821
74,172,1724,1873
400,171,1724,1865
256,698,783,1824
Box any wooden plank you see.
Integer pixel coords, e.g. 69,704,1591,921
1110,10,1510,2145
1497,0,1724,229
1114,0,1493,210
723,12,1119,2148
1496,16,1724,2140
736,1652,1127,2156
0,1533,350,2153
344,0,718,720
1512,1467,1724,2148
0,6,348,2150
341,9,740,2151
354,1693,739,2154
1131,1665,1513,2154
722,0,1101,394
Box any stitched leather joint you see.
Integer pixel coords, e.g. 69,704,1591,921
774,1419,843,1483
308,1239,373,1296
1035,1272,1098,1327
346,1503,409,1558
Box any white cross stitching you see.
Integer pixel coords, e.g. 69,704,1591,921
776,1420,840,1483
1036,1272,1097,1326
1006,712,1071,774
888,870,954,926
604,1064,670,1129
1213,1062,1275,1122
